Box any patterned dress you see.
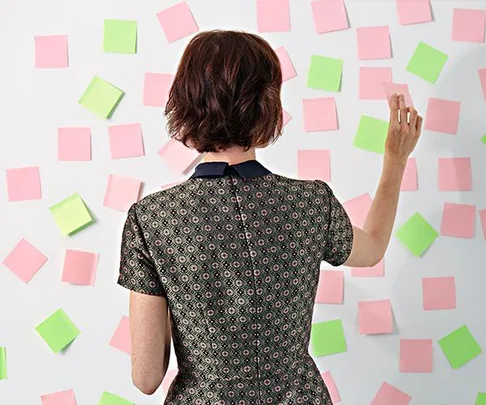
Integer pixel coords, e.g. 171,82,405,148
117,159,354,405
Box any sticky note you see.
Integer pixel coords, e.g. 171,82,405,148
399,339,433,373
0,347,6,380
382,82,413,107
351,259,384,277
307,55,343,92
439,325,482,369
110,316,131,355
143,73,174,107
159,138,201,174
358,299,393,335
275,46,297,82
438,157,472,191
359,67,392,99
103,20,137,54
36,309,80,353
2,238,47,283
157,1,199,43
422,276,456,311
440,203,476,238
35,35,68,68
479,69,486,101
396,213,438,257
343,193,372,229
79,77,124,119
303,98,338,132
396,0,432,25
282,109,292,126
98,392,133,405
108,123,144,159
406,42,448,84
6,166,42,202
371,382,412,405
62,249,99,286
311,0,349,34
297,149,330,182
424,97,461,134
480,210,486,239
58,128,91,161
321,371,341,403
50,193,94,235
452,8,485,43
41,389,77,405
316,270,344,304
256,0,290,32
477,393,486,405
103,175,142,212
482,134,486,144
401,157,418,191
354,115,388,154
310,319,347,356
357,26,391,60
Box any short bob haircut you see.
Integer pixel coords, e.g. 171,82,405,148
164,30,283,154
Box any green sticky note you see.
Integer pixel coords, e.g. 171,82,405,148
79,76,124,119
353,115,389,154
395,212,438,257
439,325,482,369
50,193,94,235
103,20,137,54
406,41,448,84
35,309,80,353
0,347,6,380
307,55,343,92
476,393,486,405
99,391,134,405
481,135,486,145
310,319,347,356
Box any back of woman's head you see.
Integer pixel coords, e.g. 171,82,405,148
164,30,283,154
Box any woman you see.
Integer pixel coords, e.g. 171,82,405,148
117,30,423,404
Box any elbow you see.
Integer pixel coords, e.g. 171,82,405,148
132,373,163,395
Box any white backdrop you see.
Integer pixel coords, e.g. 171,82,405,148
1,0,486,404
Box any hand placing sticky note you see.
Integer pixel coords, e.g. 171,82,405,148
35,35,68,69
358,299,393,335
439,325,482,369
438,157,472,191
275,46,297,82
371,382,412,405
302,98,338,132
399,339,433,373
423,276,456,311
396,0,432,25
103,20,137,54
0,347,6,380
108,123,144,159
62,249,99,286
2,238,47,283
382,82,413,107
354,115,388,154
41,389,77,405
143,73,174,107
36,309,80,353
424,97,461,135
395,212,438,257
452,8,485,43
297,149,331,182
307,55,343,92
311,0,349,34
50,193,94,235
58,128,91,161
79,77,124,119
359,67,392,99
103,175,142,212
356,26,391,60
316,270,344,304
257,0,291,33
6,166,42,202
157,1,199,43
310,319,347,356
407,41,448,84
110,316,131,355
99,391,134,405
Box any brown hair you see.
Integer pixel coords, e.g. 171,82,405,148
164,30,283,154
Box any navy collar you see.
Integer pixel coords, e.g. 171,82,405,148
189,159,272,180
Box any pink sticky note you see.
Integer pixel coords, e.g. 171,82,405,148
343,193,372,229
108,123,145,159
275,46,297,82
2,238,47,283
396,0,432,25
438,157,472,191
35,35,68,68
359,67,392,99
440,202,476,238
480,209,486,239
371,382,412,405
356,26,391,60
303,98,338,132
143,73,174,107
157,2,199,43
452,8,485,43
6,166,42,202
103,175,142,212
382,82,414,107
321,371,341,403
110,316,131,355
162,369,178,396
159,138,201,175
479,69,486,101
424,98,461,135
61,249,98,286
58,128,91,161
282,109,292,126
399,339,433,373
311,0,349,34
422,276,456,310
351,259,384,277
41,389,77,405
401,157,418,191
358,299,393,335
297,149,331,182
316,270,344,304
257,0,291,33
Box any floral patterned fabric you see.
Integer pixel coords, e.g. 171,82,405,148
118,163,353,405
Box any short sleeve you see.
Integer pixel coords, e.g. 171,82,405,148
321,182,354,267
117,204,167,297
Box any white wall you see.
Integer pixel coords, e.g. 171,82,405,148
1,0,486,404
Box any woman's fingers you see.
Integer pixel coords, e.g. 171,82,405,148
416,115,423,135
409,107,418,130
389,94,399,124
398,94,407,125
